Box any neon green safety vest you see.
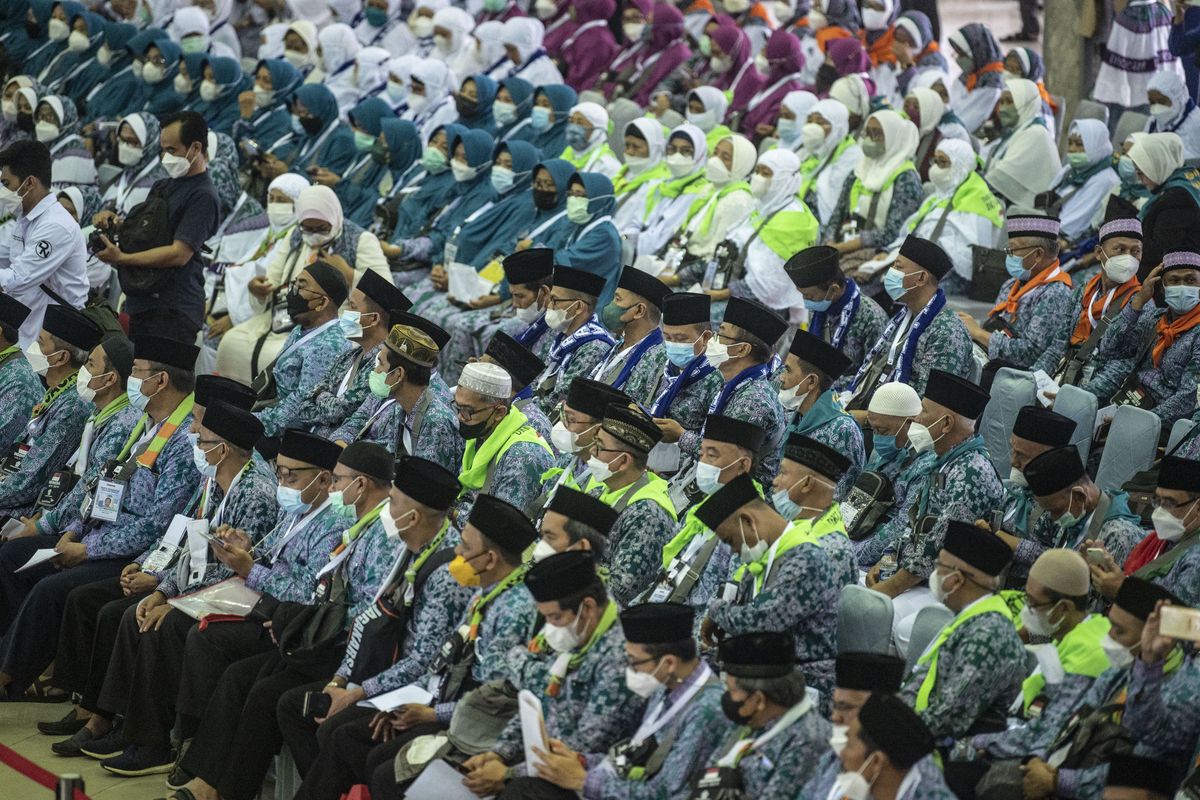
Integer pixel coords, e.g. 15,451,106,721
905,171,1004,233
1020,613,1112,713
753,203,820,261
798,137,857,201
847,160,916,226
915,593,1014,712
586,471,678,521
560,142,618,173
662,479,765,567
688,181,752,238
458,407,551,494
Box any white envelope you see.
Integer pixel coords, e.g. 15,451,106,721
356,683,434,711
448,263,495,303
16,548,58,573
406,758,489,800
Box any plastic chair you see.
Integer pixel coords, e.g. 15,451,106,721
980,368,1037,476
1052,385,1099,463
1095,406,1161,492
904,604,954,673
1112,110,1149,149
1074,99,1110,127
1168,418,1197,453
837,584,895,655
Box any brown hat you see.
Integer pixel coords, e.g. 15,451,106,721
385,324,438,368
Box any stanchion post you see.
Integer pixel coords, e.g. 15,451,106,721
56,773,84,800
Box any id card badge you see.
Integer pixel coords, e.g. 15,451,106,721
647,582,672,603
36,470,78,510
183,518,212,586
443,240,458,264
721,580,739,602
0,443,30,475
90,478,126,522
142,514,191,572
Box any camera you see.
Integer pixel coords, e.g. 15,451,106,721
87,228,113,256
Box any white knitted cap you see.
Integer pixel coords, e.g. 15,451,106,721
868,382,922,417
459,361,512,400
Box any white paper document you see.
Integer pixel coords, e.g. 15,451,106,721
448,263,495,303
16,548,58,572
519,689,549,773
355,683,434,711
1032,370,1061,407
167,577,262,620
1,518,26,539
406,758,489,800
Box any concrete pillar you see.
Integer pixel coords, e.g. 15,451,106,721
1044,0,1099,148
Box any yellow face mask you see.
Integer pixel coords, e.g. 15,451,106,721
448,553,484,587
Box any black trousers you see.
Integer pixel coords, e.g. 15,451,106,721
0,554,126,692
277,682,376,777
498,777,580,799
50,578,146,714
181,649,341,800
1018,0,1040,35
126,307,201,343
294,716,445,800
121,608,198,749
0,534,61,634
175,619,272,739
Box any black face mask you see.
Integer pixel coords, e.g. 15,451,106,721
533,188,557,210
720,691,755,725
25,19,40,38
300,116,323,136
815,63,840,95
16,112,33,134
286,287,315,321
457,410,494,440
455,95,477,118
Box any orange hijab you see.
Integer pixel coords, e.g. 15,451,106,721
859,27,897,67
966,61,1003,91
990,261,1072,318
1070,273,1140,345
1153,303,1200,366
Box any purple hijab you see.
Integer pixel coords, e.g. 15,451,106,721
827,37,870,77
543,0,577,57
739,29,807,133
561,0,618,91
608,0,657,76
710,19,754,92
627,3,691,106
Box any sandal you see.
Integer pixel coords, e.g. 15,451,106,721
23,679,69,703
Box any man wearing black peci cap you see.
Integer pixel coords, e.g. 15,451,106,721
523,603,730,800
532,486,618,563
866,370,1003,639
586,401,677,605
697,474,843,710
668,413,766,515
478,330,553,441
786,245,887,391
258,260,353,437
533,265,617,416
772,433,857,588
276,455,473,777
295,493,541,800
649,291,722,436
287,268,413,439
460,552,644,798
175,442,402,800
656,297,788,486
690,631,830,797
541,377,631,502
779,328,864,499
590,266,671,408
0,293,43,457
0,304,101,518
843,234,974,405
899,521,1026,741
836,693,955,799
87,400,280,776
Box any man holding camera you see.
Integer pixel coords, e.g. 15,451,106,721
93,111,220,343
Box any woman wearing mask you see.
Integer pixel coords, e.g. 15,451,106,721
36,7,102,94
232,58,301,161
78,28,163,122
57,186,113,298
307,96,398,227
946,23,1005,136
191,55,250,135
739,29,806,140
360,116,422,220
773,89,818,152
24,0,72,78
1049,120,1120,246
347,47,390,107
406,0,449,58
1003,46,1058,128
614,118,669,259
905,87,961,182
68,21,137,100
0,76,41,149
174,52,205,106
857,139,1003,296
891,10,946,99
982,78,1061,208
707,18,754,95
187,0,241,58
5,0,52,66
827,74,872,135
170,6,230,60
382,123,467,271
404,60,459,143
473,20,510,75
136,38,187,115
859,0,901,105
268,83,356,179
493,17,564,86
822,109,921,270
354,0,408,52
454,74,499,132
685,86,733,153
558,0,618,92
619,3,693,108
317,23,363,112
431,7,475,67
636,124,709,262
282,20,319,77
602,0,654,93
380,54,416,113
818,37,870,96
33,95,98,209
1128,132,1200,274
215,184,388,383
559,102,621,178
796,100,863,231
97,112,165,217
508,83,577,158
1146,70,1200,161
493,76,533,140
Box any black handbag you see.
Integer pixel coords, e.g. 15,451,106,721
115,181,177,296
842,471,895,541
270,599,350,670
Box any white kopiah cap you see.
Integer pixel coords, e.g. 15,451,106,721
868,382,922,417
459,361,512,399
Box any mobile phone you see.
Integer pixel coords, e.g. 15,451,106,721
302,691,332,720
1159,605,1200,642
1086,548,1107,565
241,138,260,157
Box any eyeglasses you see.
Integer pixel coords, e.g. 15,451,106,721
454,403,491,418
626,655,658,669
1002,245,1042,258
1152,495,1198,511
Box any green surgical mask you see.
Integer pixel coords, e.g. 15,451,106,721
421,145,447,173
1067,151,1091,171
328,483,360,520
354,130,377,152
861,138,884,159
181,35,205,54
998,105,1020,130
368,368,393,399
566,195,591,224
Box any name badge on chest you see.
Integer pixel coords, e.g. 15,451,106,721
36,470,79,510
0,443,31,475
141,514,192,573
89,460,136,523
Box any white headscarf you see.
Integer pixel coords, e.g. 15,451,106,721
754,148,802,216
571,101,609,150
1148,70,1191,130
1004,78,1042,129
285,0,331,28
906,87,944,137
627,117,666,169
855,109,919,191
411,59,454,103
720,133,758,182
259,23,287,59
805,98,850,160
329,0,364,23
931,138,975,199
269,172,310,202
171,6,209,46
354,47,391,91
689,86,729,130
286,20,320,67
1069,118,1113,167
912,68,951,97
501,17,545,62
829,75,870,120
668,123,708,174
296,185,345,238
1129,132,1185,188
474,20,507,67
319,24,362,74
432,7,475,58
780,90,818,125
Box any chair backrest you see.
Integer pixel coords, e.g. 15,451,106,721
837,584,895,655
1051,95,1067,137
1053,385,1099,463
1095,406,1162,491
904,604,955,673
606,98,643,154
1074,99,1110,126
980,368,1037,476
1112,110,1150,149
1168,418,1198,453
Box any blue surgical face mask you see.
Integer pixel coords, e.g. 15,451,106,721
564,122,589,151
776,117,799,144
771,487,801,520
664,340,696,368
1118,155,1138,185
1005,253,1031,281
530,106,552,132
491,165,515,193
883,267,910,300
804,296,832,313
276,472,320,515
872,433,901,461
126,374,156,412
192,442,222,478
1165,284,1200,315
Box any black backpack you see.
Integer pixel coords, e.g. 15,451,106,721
116,181,177,296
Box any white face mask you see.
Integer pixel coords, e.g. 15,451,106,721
48,18,70,41
68,30,90,53
0,178,25,216
534,0,556,18
687,108,718,132
1152,502,1195,543
625,662,665,698
738,517,767,563
704,338,731,368
35,121,60,143
801,122,826,152
550,420,590,454
450,159,478,183
586,454,617,483
1008,466,1028,488
695,460,726,496
907,420,938,453
1101,253,1139,284
1150,103,1174,123
1100,632,1135,669
382,504,416,541
861,7,890,29
23,341,52,376
623,22,646,41
75,365,112,403
928,163,957,193
118,142,143,166
666,152,695,178
161,150,194,179
543,613,585,652
199,79,221,102
96,44,112,67
749,174,771,199
544,302,577,332
251,85,273,109
531,538,558,562
174,74,193,94
433,33,451,53
142,63,165,84
705,156,732,186
514,303,541,323
831,764,874,800
929,567,956,603
302,230,334,249
1020,601,1062,637
829,723,849,756
777,382,808,411
1,99,15,122
267,201,296,231
284,49,310,69
410,16,434,37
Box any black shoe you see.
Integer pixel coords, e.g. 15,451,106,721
1001,31,1038,43
165,763,193,791
38,709,88,736
79,727,126,760
100,744,176,777
51,727,96,757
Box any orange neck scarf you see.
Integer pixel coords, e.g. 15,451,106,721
1036,80,1058,112
965,61,1003,91
1153,303,1200,366
816,25,854,52
860,27,897,67
1070,273,1140,345
990,260,1072,318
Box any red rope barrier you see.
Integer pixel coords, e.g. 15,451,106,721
0,741,90,799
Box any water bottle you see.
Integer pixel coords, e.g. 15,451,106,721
878,545,898,582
